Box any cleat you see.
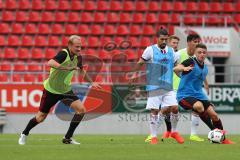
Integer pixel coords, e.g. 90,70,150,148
18,133,27,145
171,132,184,144
144,135,152,142
150,137,158,145
162,131,171,139
222,139,235,144
190,135,204,142
62,137,80,145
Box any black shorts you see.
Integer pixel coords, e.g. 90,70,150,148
178,97,212,112
39,89,79,113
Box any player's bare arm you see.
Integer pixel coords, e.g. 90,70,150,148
79,69,102,89
204,78,209,94
129,58,145,85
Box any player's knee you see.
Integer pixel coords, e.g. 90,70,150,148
35,115,46,123
193,101,204,113
210,113,219,121
171,105,179,114
76,106,86,114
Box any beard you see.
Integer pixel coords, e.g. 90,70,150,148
159,43,166,49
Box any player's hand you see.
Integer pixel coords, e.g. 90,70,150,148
91,82,102,90
183,66,193,72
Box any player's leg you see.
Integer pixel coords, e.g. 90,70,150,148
18,89,60,145
162,107,171,139
190,112,204,142
162,91,184,144
63,94,86,144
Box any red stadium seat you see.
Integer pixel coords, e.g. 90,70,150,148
41,12,54,22
97,1,109,11
171,13,180,24
78,24,90,35
140,37,151,48
13,63,26,72
45,48,56,59
19,0,31,10
91,25,103,35
68,12,80,23
206,15,222,25
8,35,20,46
158,13,171,24
120,13,132,23
110,1,122,11
0,23,10,34
22,35,34,46
0,74,8,82
23,74,36,82
84,1,96,11
107,12,119,23
15,11,28,22
25,23,37,34
55,12,67,22
0,0,2,9
88,37,100,48
71,0,82,10
4,48,17,59
146,13,158,23
136,1,147,11
130,25,141,35
210,2,222,13
143,25,155,35
32,48,44,59
173,1,185,12
148,1,159,12
52,24,64,34
0,36,5,46
29,11,41,22
100,37,112,46
32,0,43,10
199,2,209,13
99,50,111,61
123,1,134,11
126,49,138,60
12,74,22,82
27,63,43,72
65,24,78,35
34,36,47,47
104,25,116,35
81,12,93,23
128,36,139,47
114,36,125,45
94,12,106,23
186,2,198,12
5,0,17,10
38,24,50,34
45,0,57,10
58,0,70,10
18,48,31,59
132,13,144,23
160,1,172,12
12,23,24,34
184,14,196,25
236,3,240,13
117,25,129,35
48,36,60,47
2,11,14,21
234,14,240,23
223,3,234,13
61,36,69,47
0,62,12,71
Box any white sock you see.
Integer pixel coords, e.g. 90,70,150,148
170,113,180,132
191,114,200,135
150,114,158,137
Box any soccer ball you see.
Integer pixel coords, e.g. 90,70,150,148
208,129,225,144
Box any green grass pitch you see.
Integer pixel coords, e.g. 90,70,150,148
0,134,239,160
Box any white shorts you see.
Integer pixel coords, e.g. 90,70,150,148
146,91,178,110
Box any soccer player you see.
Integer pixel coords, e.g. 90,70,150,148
130,28,184,144
168,35,180,52
18,35,101,145
174,43,234,144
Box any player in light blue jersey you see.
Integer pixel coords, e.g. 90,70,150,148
130,28,184,144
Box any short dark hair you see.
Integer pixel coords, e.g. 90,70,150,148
187,34,201,42
157,27,168,37
195,43,207,50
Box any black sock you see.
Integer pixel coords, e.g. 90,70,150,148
65,113,85,139
165,114,171,132
199,111,215,130
22,117,39,135
212,118,223,130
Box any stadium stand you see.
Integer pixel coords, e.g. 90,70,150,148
0,108,6,133
0,0,239,84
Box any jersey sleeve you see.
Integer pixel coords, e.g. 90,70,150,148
141,46,152,61
173,49,180,64
181,58,193,67
53,51,67,64
77,55,83,69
